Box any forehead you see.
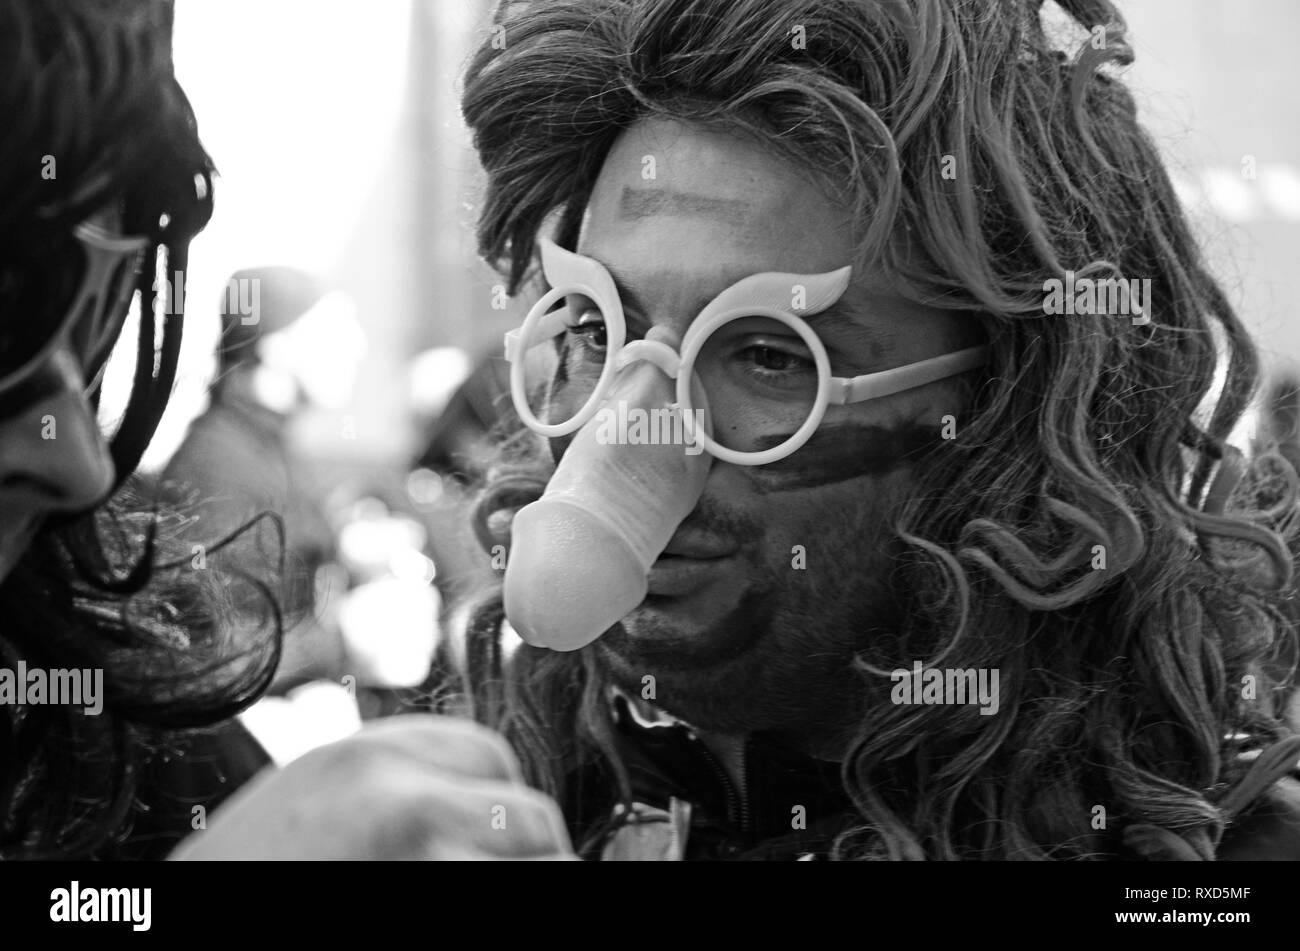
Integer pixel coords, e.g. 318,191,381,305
578,118,855,284
571,118,978,363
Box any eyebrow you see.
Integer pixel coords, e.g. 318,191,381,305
571,258,896,364
801,303,896,363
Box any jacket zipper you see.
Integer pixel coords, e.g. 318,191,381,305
738,739,750,832
692,733,751,834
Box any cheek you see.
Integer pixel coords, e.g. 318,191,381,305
743,470,909,580
748,420,944,491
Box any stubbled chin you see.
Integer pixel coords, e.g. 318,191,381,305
601,589,768,673
619,595,744,654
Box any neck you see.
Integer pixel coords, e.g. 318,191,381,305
696,725,851,792
615,685,855,785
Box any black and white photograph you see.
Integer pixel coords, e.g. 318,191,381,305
2,0,1299,930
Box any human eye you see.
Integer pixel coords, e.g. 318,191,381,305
556,301,608,375
735,335,817,387
566,306,607,349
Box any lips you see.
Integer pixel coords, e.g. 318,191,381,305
646,529,737,598
646,554,733,597
658,529,737,561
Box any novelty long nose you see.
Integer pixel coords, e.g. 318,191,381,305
503,359,711,651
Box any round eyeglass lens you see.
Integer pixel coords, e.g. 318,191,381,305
520,292,617,430
687,313,822,457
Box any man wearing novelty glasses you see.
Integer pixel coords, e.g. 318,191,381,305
442,0,1300,861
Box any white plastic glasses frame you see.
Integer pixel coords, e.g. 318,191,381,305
0,220,148,400
505,237,990,466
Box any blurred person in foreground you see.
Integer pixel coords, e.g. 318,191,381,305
2,0,569,862
0,0,273,858
184,0,1300,861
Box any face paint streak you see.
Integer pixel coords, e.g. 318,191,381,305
545,407,945,487
747,421,944,490
552,337,570,387
545,358,581,465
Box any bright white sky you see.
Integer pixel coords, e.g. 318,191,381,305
129,0,414,470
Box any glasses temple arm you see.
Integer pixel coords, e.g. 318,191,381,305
829,345,990,405
503,308,572,363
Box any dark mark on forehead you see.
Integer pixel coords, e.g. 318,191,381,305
619,187,751,224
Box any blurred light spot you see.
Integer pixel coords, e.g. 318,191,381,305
407,468,444,507
409,346,473,418
390,547,437,584
338,578,440,688
1201,168,1262,222
250,363,301,414
1260,164,1300,221
238,680,362,767
500,619,523,662
337,514,427,577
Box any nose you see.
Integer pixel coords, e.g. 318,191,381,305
0,349,116,514
505,354,712,651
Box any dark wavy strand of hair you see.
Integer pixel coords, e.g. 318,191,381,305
451,0,1300,860
0,0,282,859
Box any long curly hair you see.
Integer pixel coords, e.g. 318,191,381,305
453,0,1300,859
0,0,281,859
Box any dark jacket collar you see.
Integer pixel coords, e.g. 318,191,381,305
568,691,856,860
568,694,1300,861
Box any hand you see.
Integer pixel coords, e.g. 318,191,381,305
170,714,575,860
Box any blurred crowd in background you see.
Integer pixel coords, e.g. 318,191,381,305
122,0,1300,761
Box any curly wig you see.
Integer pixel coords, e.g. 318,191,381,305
453,0,1300,859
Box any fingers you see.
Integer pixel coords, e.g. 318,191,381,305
305,717,570,859
408,772,573,858
313,714,526,785
427,848,581,861
170,715,571,861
